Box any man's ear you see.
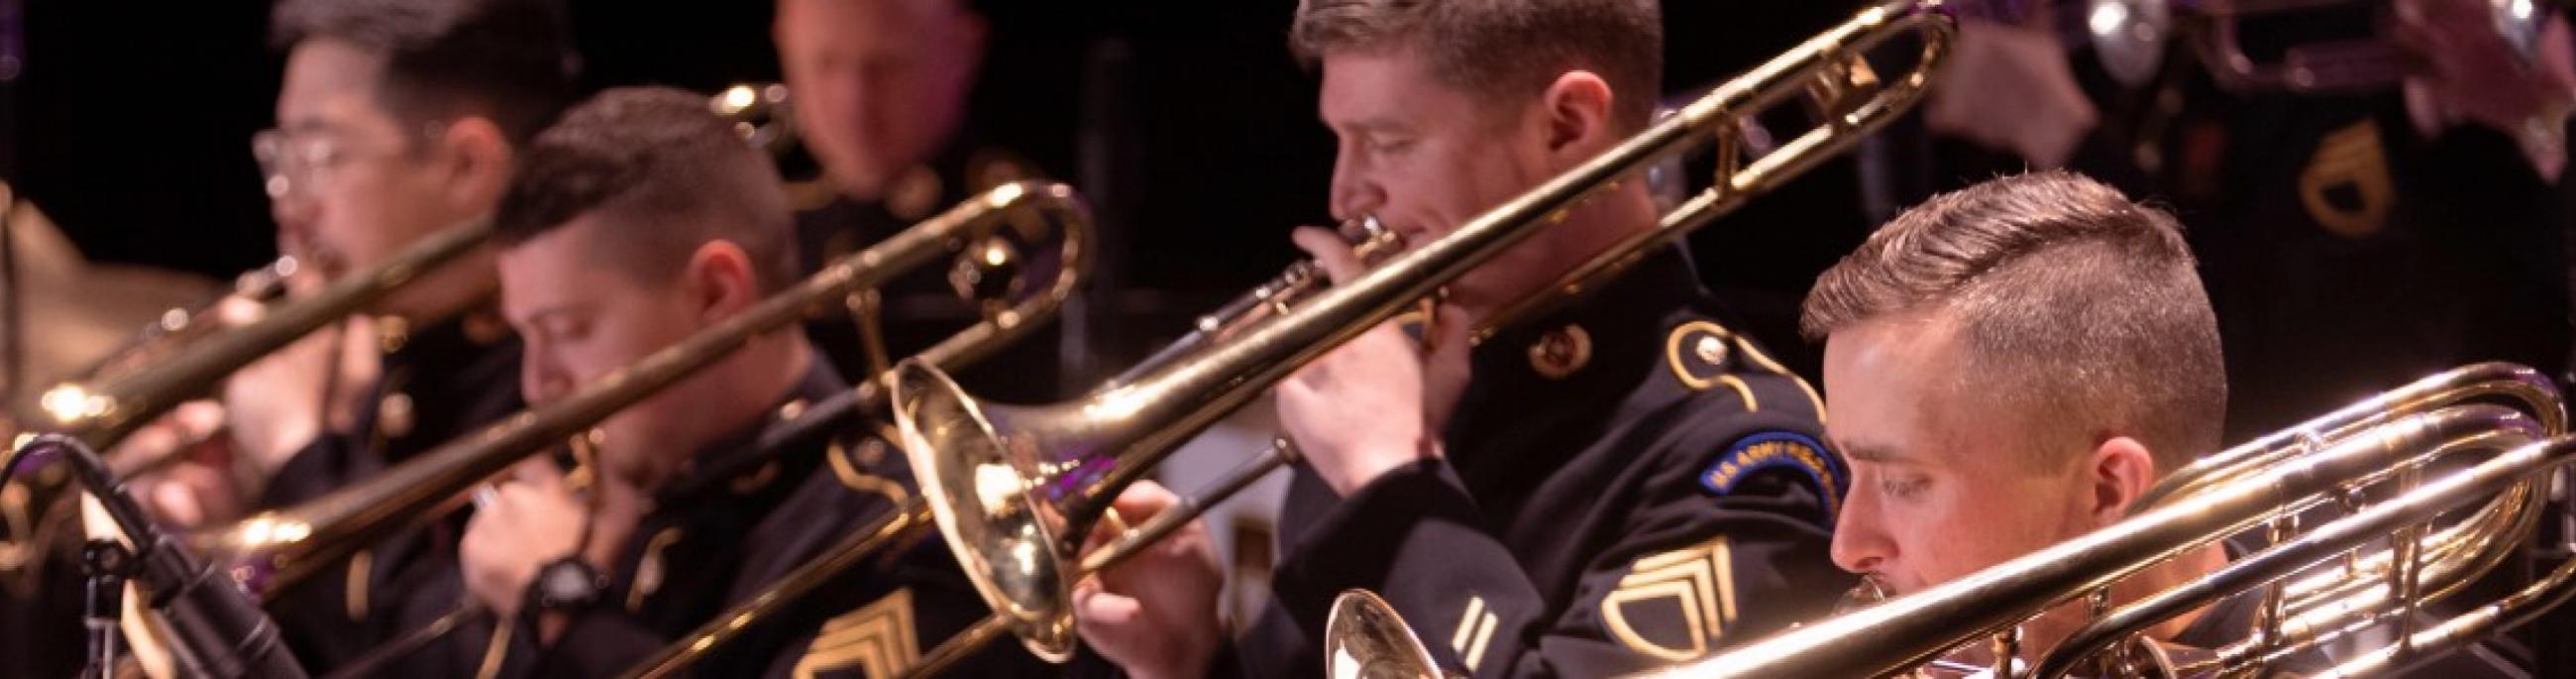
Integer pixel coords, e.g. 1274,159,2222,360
2087,436,2159,526
1537,70,1616,160
437,116,514,212
683,240,761,323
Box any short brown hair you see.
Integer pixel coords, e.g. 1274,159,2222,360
494,87,799,293
1290,0,1664,130
1801,170,2225,472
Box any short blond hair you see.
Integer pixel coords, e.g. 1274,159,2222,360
1803,170,2225,471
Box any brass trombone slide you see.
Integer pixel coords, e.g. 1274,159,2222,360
69,255,304,392
196,180,1091,599
882,0,1956,667
27,221,489,453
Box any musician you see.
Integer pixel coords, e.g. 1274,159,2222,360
1078,1,1850,677
772,0,1062,402
110,0,574,671
1802,170,2262,662
459,86,1039,678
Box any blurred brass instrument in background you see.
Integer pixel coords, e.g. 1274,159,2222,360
2080,0,2564,91
26,221,487,456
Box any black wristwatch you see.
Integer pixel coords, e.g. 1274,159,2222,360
528,556,607,613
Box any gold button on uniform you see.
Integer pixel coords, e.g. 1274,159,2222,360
376,393,415,440
1528,324,1593,380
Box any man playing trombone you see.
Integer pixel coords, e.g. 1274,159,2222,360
1076,1,1851,676
1802,170,2529,674
457,86,1043,678
1802,170,2240,665
109,0,574,672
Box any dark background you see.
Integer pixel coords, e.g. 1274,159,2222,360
7,3,2576,672
9,1,2573,424
1,0,1882,365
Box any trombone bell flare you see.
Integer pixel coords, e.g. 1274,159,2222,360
1326,589,1453,679
890,359,1078,661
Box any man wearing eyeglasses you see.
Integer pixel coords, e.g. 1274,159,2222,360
109,0,577,673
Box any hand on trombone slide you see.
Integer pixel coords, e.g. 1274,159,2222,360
120,271,379,529
1275,224,1474,497
1070,480,1225,679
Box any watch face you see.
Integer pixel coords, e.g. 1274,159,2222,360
539,560,598,606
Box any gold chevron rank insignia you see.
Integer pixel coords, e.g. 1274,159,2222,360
1601,537,1738,662
795,589,921,679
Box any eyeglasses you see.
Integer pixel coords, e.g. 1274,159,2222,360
250,122,446,203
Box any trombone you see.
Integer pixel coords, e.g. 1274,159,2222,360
24,220,488,455
872,0,1957,671
1326,362,2576,678
620,216,1401,678
68,255,305,396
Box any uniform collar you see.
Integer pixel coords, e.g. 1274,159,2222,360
655,356,848,504
1443,246,1710,448
1470,246,1708,384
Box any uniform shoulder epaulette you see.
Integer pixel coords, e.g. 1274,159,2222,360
825,427,912,507
1663,319,1825,418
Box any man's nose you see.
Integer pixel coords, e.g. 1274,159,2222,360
520,353,571,405
269,196,319,251
1328,162,1384,224
1829,494,1893,576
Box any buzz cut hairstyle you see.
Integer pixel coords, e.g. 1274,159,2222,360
1800,170,2227,472
270,0,580,146
492,86,800,295
1289,0,1664,131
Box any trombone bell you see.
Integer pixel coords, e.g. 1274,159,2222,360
1326,589,1453,679
889,360,1078,661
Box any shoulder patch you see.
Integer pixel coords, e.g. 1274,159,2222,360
1700,431,1844,513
